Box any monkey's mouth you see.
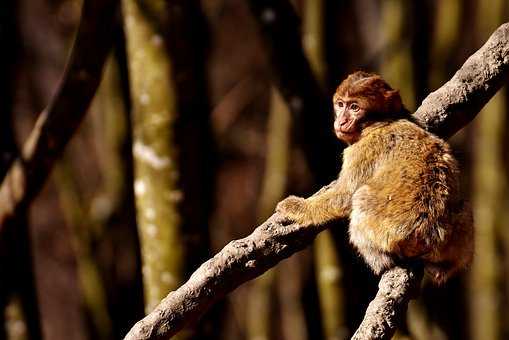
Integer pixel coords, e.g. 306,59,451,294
335,128,360,143
336,127,356,135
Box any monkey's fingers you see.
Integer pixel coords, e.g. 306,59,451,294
276,195,305,213
275,196,310,226
273,213,296,226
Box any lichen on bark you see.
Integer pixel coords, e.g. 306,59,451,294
122,0,184,314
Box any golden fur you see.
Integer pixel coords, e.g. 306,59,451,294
277,72,473,284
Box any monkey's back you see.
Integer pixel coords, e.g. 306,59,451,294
347,119,472,283
374,119,460,216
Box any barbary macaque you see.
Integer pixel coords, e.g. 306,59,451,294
277,71,473,284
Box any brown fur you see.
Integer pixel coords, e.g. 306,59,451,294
277,71,473,285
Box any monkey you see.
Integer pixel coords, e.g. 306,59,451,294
276,71,473,285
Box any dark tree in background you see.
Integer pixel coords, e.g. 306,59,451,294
0,1,42,339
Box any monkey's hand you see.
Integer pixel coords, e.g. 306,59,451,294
276,195,310,225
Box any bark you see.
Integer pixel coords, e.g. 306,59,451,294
0,0,120,233
124,212,330,340
124,1,216,338
414,22,509,138
123,22,509,340
351,267,423,340
122,0,185,315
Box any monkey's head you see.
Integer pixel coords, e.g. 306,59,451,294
333,71,407,144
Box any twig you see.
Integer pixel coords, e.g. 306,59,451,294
123,22,509,340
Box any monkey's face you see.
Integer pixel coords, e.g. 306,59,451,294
333,97,367,144
333,71,406,144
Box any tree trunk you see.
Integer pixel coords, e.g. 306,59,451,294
122,0,185,318
0,1,41,339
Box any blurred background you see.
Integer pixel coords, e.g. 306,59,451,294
1,0,509,339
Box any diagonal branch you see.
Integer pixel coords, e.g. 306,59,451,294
247,0,339,184
414,22,509,137
0,0,120,232
123,22,509,340
124,213,329,340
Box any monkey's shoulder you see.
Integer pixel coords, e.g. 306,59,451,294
385,120,455,159
381,119,440,142
367,119,451,155
344,119,456,171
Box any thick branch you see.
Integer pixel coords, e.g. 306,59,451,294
124,214,327,340
351,266,423,340
123,22,509,340
414,22,509,138
0,0,119,231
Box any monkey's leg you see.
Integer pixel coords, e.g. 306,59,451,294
276,184,351,226
356,245,395,275
349,184,404,274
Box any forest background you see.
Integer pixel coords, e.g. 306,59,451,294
1,0,509,339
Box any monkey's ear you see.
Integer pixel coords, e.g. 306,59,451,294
384,89,402,113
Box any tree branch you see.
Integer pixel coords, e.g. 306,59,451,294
123,22,509,340
414,22,509,138
351,266,423,340
124,213,329,340
0,0,120,232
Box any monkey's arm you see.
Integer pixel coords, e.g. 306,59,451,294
276,180,352,226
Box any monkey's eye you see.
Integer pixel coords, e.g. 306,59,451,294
350,103,360,112
337,101,344,108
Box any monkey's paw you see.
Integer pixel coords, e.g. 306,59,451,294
275,195,308,225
